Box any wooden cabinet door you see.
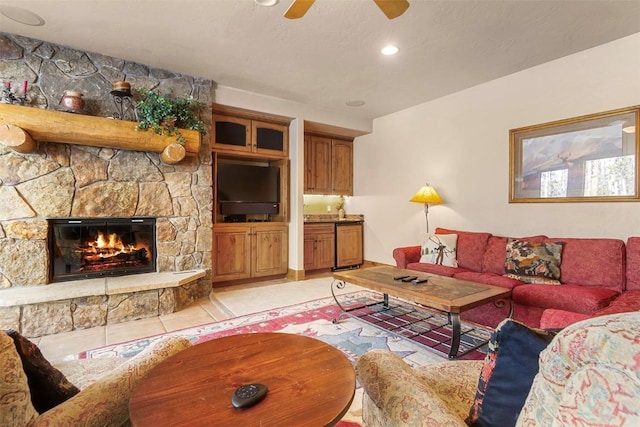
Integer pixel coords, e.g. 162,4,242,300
336,223,363,268
252,225,288,277
213,225,251,281
315,233,336,269
331,139,353,195
303,233,316,271
212,114,251,154
252,120,288,158
307,136,332,194
304,223,335,271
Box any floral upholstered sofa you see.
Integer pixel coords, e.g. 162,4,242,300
393,227,640,328
1,329,191,426
355,311,640,427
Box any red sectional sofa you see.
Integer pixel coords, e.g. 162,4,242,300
393,227,638,329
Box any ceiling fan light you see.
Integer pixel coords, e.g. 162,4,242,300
255,0,279,6
381,45,399,56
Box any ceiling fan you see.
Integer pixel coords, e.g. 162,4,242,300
284,0,410,20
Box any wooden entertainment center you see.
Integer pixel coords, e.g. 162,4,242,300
211,104,292,283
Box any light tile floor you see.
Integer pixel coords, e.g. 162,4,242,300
35,273,363,362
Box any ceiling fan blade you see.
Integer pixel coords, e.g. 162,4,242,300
373,0,410,19
284,0,316,19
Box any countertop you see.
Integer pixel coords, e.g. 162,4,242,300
303,214,364,223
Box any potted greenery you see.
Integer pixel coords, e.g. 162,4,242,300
135,87,206,144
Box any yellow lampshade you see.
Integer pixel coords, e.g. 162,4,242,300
410,184,443,205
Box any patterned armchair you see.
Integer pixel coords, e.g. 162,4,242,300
355,311,640,426
1,330,192,426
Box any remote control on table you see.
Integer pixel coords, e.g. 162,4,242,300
411,278,429,284
231,383,268,409
401,276,417,282
393,275,410,280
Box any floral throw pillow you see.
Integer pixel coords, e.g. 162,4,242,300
505,239,563,280
420,233,458,267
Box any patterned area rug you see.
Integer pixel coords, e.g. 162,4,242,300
79,291,490,425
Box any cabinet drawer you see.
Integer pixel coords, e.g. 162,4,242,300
304,223,335,235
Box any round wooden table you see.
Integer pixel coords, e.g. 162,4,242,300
129,332,356,426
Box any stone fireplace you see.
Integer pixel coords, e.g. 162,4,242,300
0,33,214,337
48,217,157,282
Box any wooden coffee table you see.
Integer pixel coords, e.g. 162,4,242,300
129,333,355,426
332,266,512,359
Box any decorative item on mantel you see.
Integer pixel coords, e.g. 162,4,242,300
1,80,29,105
110,80,136,121
59,90,86,113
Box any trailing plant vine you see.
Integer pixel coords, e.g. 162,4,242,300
135,87,206,144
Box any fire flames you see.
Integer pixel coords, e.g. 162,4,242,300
80,231,149,268
88,232,135,255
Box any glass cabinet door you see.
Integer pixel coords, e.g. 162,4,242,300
212,114,251,153
252,120,288,157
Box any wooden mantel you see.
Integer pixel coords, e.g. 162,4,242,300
0,104,201,164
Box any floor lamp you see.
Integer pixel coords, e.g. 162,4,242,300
410,183,443,233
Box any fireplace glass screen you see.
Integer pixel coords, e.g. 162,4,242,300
48,217,156,282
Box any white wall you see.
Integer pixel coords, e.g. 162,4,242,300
352,33,640,265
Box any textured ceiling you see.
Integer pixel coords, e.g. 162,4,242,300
1,0,639,120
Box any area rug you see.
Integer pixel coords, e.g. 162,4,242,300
78,291,490,425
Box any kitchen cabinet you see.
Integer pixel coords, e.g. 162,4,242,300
304,135,353,195
304,223,335,271
335,222,363,268
212,104,291,159
213,223,288,282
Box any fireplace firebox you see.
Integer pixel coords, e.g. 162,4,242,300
48,217,156,283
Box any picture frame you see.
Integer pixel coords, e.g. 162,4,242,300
509,105,640,203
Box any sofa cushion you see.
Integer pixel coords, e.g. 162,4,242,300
594,289,640,316
419,233,458,267
539,309,591,329
435,228,491,272
505,239,563,280
626,237,640,291
467,319,557,427
513,284,619,315
5,329,80,413
544,237,625,292
482,235,547,275
454,271,523,290
0,331,38,426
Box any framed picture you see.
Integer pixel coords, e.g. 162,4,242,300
509,105,640,203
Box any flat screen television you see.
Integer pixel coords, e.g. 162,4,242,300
217,163,280,216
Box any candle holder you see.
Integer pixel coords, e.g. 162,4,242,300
1,83,29,105
110,89,136,121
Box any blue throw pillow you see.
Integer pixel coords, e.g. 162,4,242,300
466,319,557,427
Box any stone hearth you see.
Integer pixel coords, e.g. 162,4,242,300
0,270,206,337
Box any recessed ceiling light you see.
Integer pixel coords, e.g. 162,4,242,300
255,0,279,6
346,100,365,107
0,6,45,26
381,45,399,56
